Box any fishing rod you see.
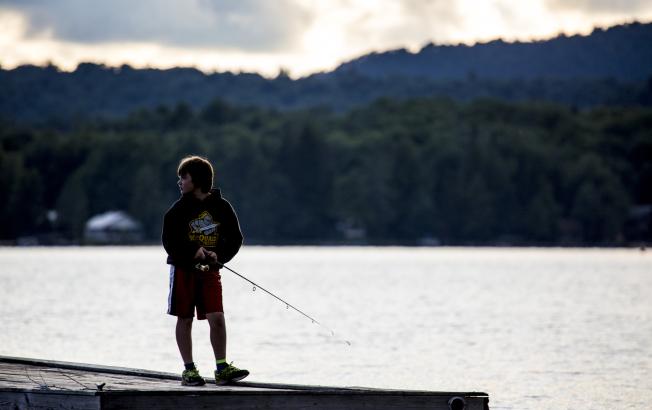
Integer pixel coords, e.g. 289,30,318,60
195,261,351,346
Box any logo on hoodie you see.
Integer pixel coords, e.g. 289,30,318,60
188,211,219,246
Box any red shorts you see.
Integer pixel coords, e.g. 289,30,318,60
167,265,223,320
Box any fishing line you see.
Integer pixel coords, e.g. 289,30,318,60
195,261,351,346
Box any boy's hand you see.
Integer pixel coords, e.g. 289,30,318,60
194,247,218,265
194,247,207,260
205,250,219,265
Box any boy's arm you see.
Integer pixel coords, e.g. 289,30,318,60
162,208,201,266
216,199,244,265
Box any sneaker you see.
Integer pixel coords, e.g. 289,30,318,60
215,363,249,385
181,368,206,386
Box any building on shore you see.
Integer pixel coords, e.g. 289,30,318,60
84,211,143,244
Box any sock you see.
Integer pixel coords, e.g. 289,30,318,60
184,362,196,371
216,359,227,372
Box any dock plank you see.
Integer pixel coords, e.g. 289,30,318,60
0,356,489,410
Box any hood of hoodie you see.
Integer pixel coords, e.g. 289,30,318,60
179,188,223,205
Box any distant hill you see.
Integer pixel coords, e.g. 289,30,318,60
335,21,652,81
1,21,651,124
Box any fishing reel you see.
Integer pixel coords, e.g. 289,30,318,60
194,263,211,272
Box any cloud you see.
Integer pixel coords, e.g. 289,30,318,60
359,0,464,48
327,0,540,50
1,0,651,77
297,0,465,60
0,0,312,51
544,0,652,15
393,0,652,46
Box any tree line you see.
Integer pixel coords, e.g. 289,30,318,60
2,62,651,125
336,22,652,82
1,97,650,245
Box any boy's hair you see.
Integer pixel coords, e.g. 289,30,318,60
178,156,214,193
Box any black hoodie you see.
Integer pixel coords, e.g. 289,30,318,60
162,188,243,268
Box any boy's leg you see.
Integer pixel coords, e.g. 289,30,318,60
176,317,194,364
169,265,205,386
207,312,249,384
200,270,247,384
206,312,226,360
177,317,205,386
199,269,225,360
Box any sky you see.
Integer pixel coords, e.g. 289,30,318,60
1,0,651,78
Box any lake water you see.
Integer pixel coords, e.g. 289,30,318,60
0,246,650,409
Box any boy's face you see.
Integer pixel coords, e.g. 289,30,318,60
178,173,195,195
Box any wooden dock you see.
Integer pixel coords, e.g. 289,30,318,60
0,356,489,409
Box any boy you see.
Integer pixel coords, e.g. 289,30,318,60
162,155,249,386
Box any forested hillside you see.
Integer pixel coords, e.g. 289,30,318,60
2,98,650,245
336,21,652,81
1,22,651,124
1,21,650,245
